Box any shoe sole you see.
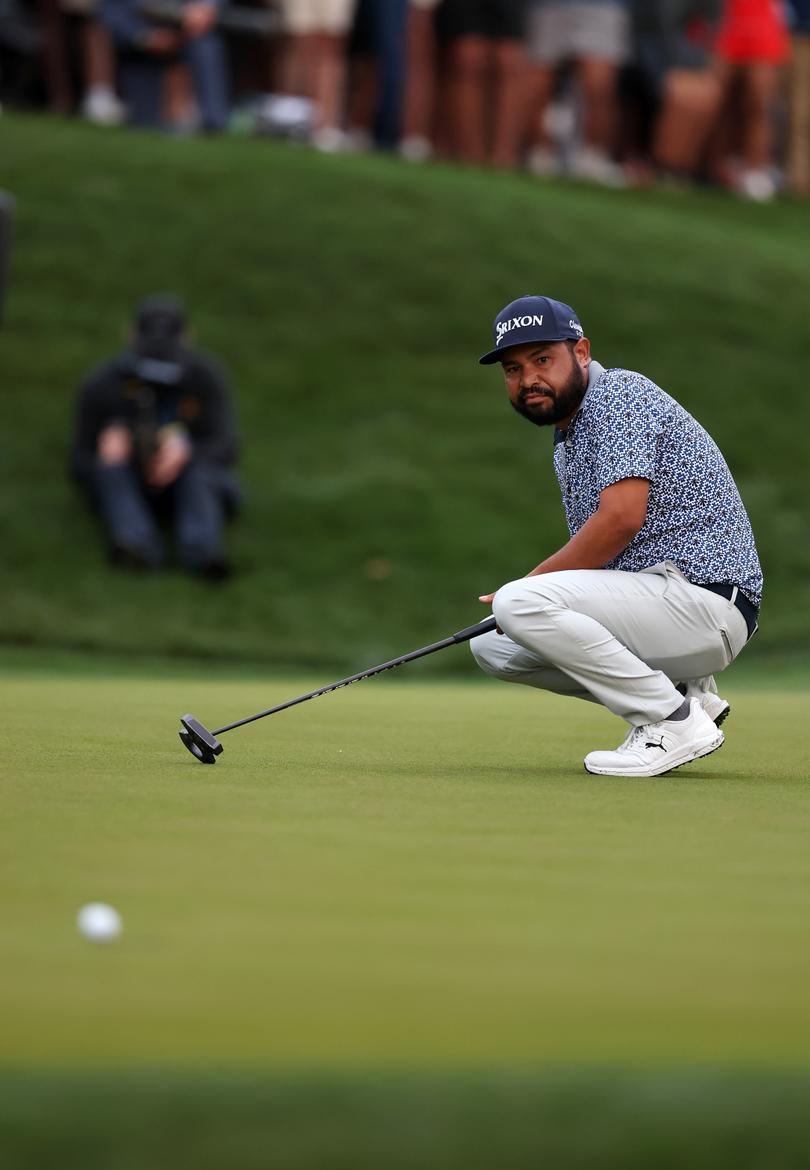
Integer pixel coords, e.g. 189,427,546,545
584,732,724,778
713,702,731,729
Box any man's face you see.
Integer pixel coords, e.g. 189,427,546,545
500,339,591,428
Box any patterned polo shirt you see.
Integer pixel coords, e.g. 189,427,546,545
552,361,763,607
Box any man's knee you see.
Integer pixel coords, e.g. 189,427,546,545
491,576,560,636
489,570,578,645
470,630,507,677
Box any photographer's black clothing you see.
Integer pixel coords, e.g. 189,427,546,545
71,347,240,575
71,347,237,480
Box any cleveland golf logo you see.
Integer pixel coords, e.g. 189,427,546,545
496,314,544,346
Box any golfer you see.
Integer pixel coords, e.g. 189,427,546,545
471,295,762,777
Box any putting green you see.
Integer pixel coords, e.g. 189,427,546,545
3,657,809,1068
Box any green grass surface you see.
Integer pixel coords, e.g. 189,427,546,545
2,115,810,667
4,657,809,1069
4,655,809,1165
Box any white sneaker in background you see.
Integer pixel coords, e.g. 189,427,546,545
399,135,432,163
570,146,625,188
584,699,724,777
342,128,373,154
312,126,347,154
737,168,777,202
82,86,125,127
257,94,315,140
526,145,558,178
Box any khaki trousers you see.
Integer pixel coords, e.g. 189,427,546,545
471,562,750,726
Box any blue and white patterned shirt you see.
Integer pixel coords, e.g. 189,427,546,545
552,361,763,606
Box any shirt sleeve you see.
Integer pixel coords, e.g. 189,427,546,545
184,355,239,466
588,372,663,492
69,361,125,481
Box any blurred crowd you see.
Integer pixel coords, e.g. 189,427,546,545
2,0,809,199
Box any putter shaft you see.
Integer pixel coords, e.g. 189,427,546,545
212,616,496,737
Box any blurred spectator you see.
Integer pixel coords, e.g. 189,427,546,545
3,0,808,201
635,1,723,181
62,0,124,121
22,0,122,119
0,0,40,107
435,0,530,168
399,0,440,160
525,0,631,182
345,0,408,151
277,0,358,151
99,0,229,130
713,0,790,200
786,0,810,194
71,295,240,578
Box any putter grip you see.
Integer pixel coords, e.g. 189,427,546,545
452,616,497,643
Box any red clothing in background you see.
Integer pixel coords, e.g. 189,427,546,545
716,0,790,62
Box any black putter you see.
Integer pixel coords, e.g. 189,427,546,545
179,616,497,764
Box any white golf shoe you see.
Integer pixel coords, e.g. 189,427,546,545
584,698,724,778
680,676,730,728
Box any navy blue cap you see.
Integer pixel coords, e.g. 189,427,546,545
479,295,585,365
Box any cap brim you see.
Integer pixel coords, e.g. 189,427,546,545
478,334,575,366
478,348,505,365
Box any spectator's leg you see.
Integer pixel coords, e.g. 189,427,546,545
307,31,351,147
164,61,195,128
279,32,309,94
788,35,810,196
654,68,722,178
734,61,781,200
171,461,232,576
446,35,489,163
577,57,619,154
401,2,438,158
185,30,229,131
491,37,529,168
569,56,627,182
37,0,73,112
82,463,164,567
345,0,376,146
742,62,780,170
346,55,377,147
80,17,124,124
119,53,165,128
704,59,738,188
373,0,408,148
524,64,556,170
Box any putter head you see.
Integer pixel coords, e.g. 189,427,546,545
179,715,223,764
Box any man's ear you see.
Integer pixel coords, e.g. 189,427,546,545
574,337,591,366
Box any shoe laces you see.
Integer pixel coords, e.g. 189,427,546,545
616,724,647,752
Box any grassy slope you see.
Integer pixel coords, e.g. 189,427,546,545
3,1070,810,1170
3,664,809,1069
2,115,809,668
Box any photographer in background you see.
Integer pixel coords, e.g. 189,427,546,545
70,294,239,579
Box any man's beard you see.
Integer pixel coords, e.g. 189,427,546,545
510,356,588,428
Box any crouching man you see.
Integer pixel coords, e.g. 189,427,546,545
472,296,762,777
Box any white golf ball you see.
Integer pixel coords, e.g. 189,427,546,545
77,902,122,943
